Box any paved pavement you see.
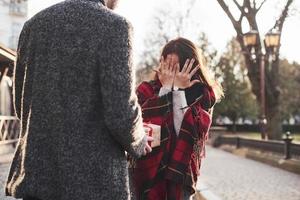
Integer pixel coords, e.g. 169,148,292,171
1,146,300,200
198,146,300,200
0,161,16,200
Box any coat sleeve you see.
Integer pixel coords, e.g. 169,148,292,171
136,82,173,120
98,18,146,158
192,85,216,139
200,85,216,111
185,83,216,111
13,22,30,119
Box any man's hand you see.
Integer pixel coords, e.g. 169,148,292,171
142,135,154,156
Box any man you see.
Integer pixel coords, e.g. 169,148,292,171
6,0,152,199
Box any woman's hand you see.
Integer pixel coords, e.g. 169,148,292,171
155,56,176,89
174,58,200,89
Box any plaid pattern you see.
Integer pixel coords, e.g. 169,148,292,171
132,80,215,200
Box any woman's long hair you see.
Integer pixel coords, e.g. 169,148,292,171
159,37,224,101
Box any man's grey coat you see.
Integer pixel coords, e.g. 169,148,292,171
5,0,146,199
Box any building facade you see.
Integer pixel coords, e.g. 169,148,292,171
0,0,28,50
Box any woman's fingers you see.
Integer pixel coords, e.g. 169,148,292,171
152,68,160,75
175,63,180,74
169,55,174,71
158,59,162,70
190,64,199,77
186,58,195,74
160,56,165,73
182,59,190,73
166,55,171,71
160,56,164,63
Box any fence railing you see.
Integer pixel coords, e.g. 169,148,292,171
213,135,300,159
0,116,20,146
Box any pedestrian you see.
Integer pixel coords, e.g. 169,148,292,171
131,37,223,200
6,0,152,200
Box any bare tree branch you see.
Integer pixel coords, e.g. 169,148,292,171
176,0,196,36
238,14,244,24
256,0,268,12
0,0,9,6
238,0,259,31
233,0,243,12
252,0,256,9
184,0,196,19
274,0,294,31
216,0,242,31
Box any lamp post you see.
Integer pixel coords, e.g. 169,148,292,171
282,131,294,159
243,29,280,140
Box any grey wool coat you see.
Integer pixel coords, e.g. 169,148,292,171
5,0,147,199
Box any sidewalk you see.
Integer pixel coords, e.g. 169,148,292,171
0,153,14,165
0,143,15,200
196,182,223,200
198,146,300,200
0,160,16,200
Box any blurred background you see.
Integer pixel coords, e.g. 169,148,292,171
0,0,299,200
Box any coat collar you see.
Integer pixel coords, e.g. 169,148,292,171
83,0,105,5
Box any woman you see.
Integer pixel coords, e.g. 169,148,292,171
131,37,223,200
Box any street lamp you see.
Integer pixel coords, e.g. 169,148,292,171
243,30,259,60
265,30,281,60
243,29,280,140
243,30,259,47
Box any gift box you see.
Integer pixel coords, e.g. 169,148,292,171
143,123,161,148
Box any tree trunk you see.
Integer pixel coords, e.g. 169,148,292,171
266,103,282,140
232,122,237,133
232,115,237,133
265,58,282,140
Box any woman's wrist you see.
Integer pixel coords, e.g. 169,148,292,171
159,87,172,97
161,84,173,90
173,85,185,91
162,84,173,90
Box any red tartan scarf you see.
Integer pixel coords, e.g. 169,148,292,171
132,79,215,200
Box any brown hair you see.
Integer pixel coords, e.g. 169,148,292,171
159,37,224,101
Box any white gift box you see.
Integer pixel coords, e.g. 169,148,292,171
143,123,161,148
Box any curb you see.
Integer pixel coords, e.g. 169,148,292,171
195,182,223,200
219,145,300,175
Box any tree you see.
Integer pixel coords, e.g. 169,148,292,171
279,59,300,122
214,38,258,131
216,0,295,139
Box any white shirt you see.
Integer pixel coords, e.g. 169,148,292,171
158,87,188,136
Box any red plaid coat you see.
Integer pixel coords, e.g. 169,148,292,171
132,79,215,200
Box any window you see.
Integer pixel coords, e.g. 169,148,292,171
9,0,27,16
